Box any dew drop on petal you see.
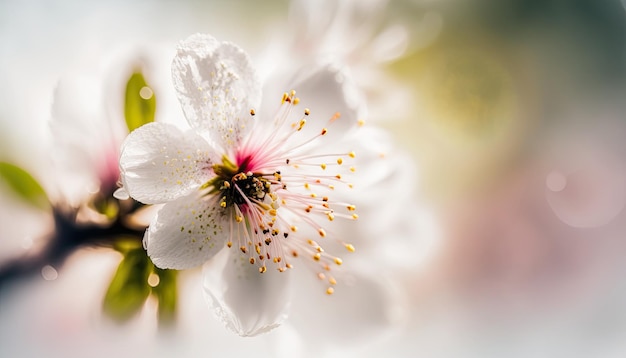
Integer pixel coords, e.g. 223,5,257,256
41,265,58,281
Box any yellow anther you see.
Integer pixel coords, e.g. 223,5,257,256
298,119,306,131
290,225,298,232
304,183,310,189
345,244,356,252
286,263,293,269
327,213,335,221
321,163,327,170
255,246,261,254
259,266,267,273
281,92,288,104
310,193,317,198
278,267,286,272
334,257,343,265
227,241,233,248
249,258,255,264
347,205,356,211
269,209,277,216
318,273,326,280
235,215,243,223
304,108,310,116
313,253,321,261
240,246,247,253
350,166,356,172
321,128,328,135
349,151,356,158
328,185,335,190
348,183,354,189
250,108,256,116
293,97,300,105
337,158,343,165
352,213,359,220
290,90,296,97
329,277,337,285
326,287,335,295
358,119,365,127
220,201,227,208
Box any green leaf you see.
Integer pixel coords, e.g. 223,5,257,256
152,267,178,326
124,71,156,132
112,237,143,253
0,162,49,210
103,248,153,322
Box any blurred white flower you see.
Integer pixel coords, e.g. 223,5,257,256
48,46,177,207
259,0,442,122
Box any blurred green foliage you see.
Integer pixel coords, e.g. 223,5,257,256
152,267,178,325
103,248,153,322
124,72,156,133
0,162,49,211
103,246,179,326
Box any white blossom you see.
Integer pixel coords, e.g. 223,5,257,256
117,33,406,337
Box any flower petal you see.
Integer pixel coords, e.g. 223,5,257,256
172,33,261,150
202,248,292,337
119,122,214,204
265,63,364,146
287,268,401,353
50,73,126,204
144,191,227,269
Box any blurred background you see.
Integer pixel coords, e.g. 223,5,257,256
2,0,626,357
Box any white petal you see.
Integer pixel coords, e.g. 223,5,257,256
202,248,292,337
172,33,261,151
145,191,227,269
50,74,125,204
119,122,214,204
288,268,400,352
112,187,129,200
266,63,364,147
369,24,409,63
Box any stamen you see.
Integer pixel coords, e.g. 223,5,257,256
203,89,361,294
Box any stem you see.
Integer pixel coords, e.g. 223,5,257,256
0,207,145,294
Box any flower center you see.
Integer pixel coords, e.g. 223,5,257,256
200,90,361,294
209,155,275,208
